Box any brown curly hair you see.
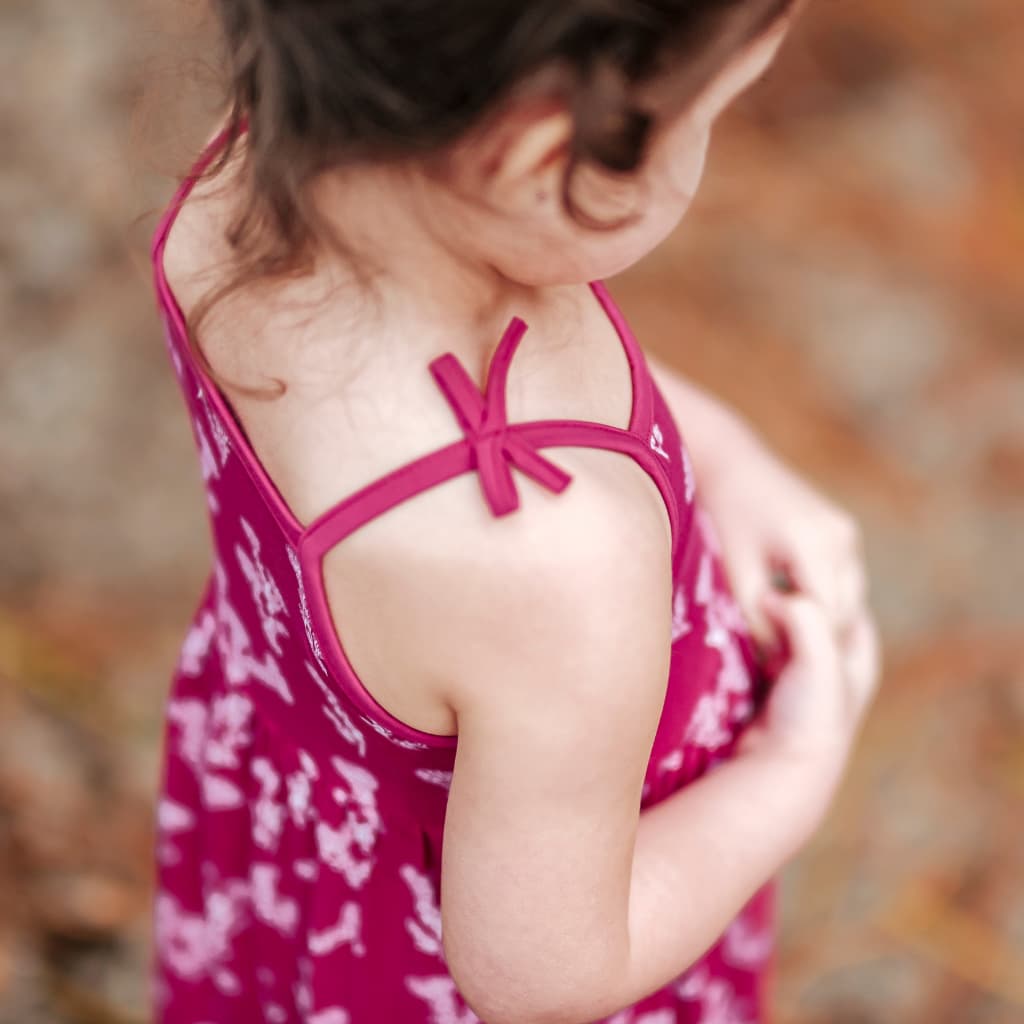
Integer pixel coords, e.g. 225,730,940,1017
183,0,798,396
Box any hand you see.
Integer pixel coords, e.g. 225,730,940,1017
697,432,868,661
738,588,881,797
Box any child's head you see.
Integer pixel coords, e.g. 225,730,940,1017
195,1,799,344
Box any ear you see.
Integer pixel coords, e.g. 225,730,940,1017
490,108,574,186
460,100,574,197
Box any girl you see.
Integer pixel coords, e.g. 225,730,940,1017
150,1,880,1022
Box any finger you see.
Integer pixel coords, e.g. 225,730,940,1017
835,558,867,638
839,607,882,714
740,587,779,657
758,588,839,677
779,548,844,628
769,563,797,593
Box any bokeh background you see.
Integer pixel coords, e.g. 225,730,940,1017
1,0,1022,1021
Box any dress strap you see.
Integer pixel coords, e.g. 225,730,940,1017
428,318,573,517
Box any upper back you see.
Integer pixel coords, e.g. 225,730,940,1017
159,131,639,522
158,126,677,736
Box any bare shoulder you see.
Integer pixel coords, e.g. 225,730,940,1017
160,131,258,349
319,441,674,733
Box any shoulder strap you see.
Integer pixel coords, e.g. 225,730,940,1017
301,311,682,571
151,121,240,287
153,125,682,568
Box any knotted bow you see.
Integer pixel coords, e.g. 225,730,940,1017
428,318,573,516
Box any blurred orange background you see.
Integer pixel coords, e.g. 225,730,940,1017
1,1,1021,1021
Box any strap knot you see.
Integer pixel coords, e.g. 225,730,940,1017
428,318,573,517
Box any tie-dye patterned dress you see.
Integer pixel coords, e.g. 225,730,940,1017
149,129,777,1024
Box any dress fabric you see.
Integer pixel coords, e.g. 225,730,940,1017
149,127,777,1024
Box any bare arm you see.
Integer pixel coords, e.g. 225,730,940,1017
378,450,833,1024
613,746,827,1017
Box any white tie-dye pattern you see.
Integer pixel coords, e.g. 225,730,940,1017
636,1012,676,1024
288,546,327,670
194,415,221,516
681,443,696,504
265,1005,288,1024
214,562,294,705
213,966,242,996
649,421,671,461
694,509,756,720
399,864,443,957
286,752,319,829
722,915,774,970
156,798,195,866
251,863,299,936
202,773,245,810
671,581,692,643
404,976,481,1024
702,979,756,1024
166,699,208,771
294,859,318,881
415,768,453,790
295,954,314,1015
308,902,365,957
198,388,231,468
178,609,217,676
684,692,733,751
252,756,286,852
205,692,254,770
167,694,254,810
683,546,757,750
236,517,289,656
675,965,755,1024
156,877,249,983
359,713,431,750
306,662,367,757
694,504,722,558
607,1010,677,1024
676,964,710,1000
314,757,382,888
158,798,195,833
308,1008,351,1024
284,770,311,823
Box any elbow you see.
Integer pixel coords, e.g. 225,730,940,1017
459,994,595,1024
448,955,620,1024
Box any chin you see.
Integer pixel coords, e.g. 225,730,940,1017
584,220,692,281
495,199,693,286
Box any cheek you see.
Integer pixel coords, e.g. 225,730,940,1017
658,120,712,197
546,186,699,282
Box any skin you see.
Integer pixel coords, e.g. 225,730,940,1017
165,7,869,726
162,16,881,1019
306,18,793,332
303,13,866,654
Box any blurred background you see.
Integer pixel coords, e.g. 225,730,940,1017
1,0,1021,1021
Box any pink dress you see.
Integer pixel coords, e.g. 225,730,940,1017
150,127,777,1024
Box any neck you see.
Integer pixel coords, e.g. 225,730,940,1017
306,161,573,374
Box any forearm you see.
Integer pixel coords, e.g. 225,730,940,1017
591,749,828,1021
